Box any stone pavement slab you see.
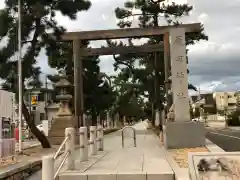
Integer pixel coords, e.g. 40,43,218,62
59,121,174,180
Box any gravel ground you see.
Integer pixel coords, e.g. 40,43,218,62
170,147,209,168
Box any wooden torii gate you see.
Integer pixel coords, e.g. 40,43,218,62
58,23,201,129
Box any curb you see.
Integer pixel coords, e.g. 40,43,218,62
23,143,41,150
227,126,240,131
0,158,42,179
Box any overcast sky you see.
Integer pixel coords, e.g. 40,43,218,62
1,0,240,94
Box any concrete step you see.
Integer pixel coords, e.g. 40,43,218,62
50,121,73,129
58,172,174,180
48,130,65,137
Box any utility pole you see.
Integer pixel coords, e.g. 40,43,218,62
18,0,23,153
44,76,48,120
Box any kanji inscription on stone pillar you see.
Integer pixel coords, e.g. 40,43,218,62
169,28,190,122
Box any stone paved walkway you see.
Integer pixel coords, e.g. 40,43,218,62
59,121,174,180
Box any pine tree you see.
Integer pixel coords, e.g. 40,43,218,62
113,0,208,121
0,0,91,148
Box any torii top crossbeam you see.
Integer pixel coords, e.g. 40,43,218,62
60,23,201,41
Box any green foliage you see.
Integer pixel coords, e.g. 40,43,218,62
188,83,198,91
0,0,91,147
227,110,240,126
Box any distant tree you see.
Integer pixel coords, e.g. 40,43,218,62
0,0,91,148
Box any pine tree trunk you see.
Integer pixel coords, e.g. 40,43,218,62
14,18,51,148
91,111,97,126
22,101,51,148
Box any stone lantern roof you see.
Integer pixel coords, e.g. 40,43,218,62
55,76,71,88
55,75,72,116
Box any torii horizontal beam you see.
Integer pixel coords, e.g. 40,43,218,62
61,23,201,41
82,44,163,56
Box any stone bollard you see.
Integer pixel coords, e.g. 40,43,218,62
97,125,104,151
79,127,88,161
42,155,54,180
65,127,75,170
89,126,97,155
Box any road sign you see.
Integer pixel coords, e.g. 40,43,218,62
31,95,38,105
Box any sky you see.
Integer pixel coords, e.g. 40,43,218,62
1,0,240,94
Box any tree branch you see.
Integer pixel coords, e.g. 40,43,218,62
113,54,133,70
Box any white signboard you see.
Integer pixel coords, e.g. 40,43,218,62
169,28,190,121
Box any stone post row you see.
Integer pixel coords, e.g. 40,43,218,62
42,127,75,180
79,127,88,161
42,125,105,180
65,127,75,170
97,125,104,151
89,126,97,155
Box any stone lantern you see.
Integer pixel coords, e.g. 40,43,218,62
55,76,72,117
48,75,74,145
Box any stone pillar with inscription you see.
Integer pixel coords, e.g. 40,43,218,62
163,28,205,149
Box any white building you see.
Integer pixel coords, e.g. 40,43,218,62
0,90,16,122
213,91,236,113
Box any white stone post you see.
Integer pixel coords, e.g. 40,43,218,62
114,113,119,128
114,114,117,128
123,116,127,126
79,127,88,161
97,116,101,126
107,112,111,128
42,155,54,180
161,110,165,125
97,125,104,151
155,110,160,126
42,120,49,136
65,127,75,170
89,126,97,155
170,28,190,122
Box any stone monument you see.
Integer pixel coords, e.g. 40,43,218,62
188,152,240,180
48,75,74,145
163,28,205,149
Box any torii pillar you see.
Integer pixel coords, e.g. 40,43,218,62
163,27,205,149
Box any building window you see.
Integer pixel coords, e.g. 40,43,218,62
40,113,45,121
32,106,37,111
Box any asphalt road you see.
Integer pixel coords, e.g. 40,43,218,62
206,128,240,151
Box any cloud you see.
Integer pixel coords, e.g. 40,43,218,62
197,13,209,24
1,0,240,94
0,2,5,9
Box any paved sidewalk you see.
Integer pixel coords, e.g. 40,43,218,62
60,121,174,180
